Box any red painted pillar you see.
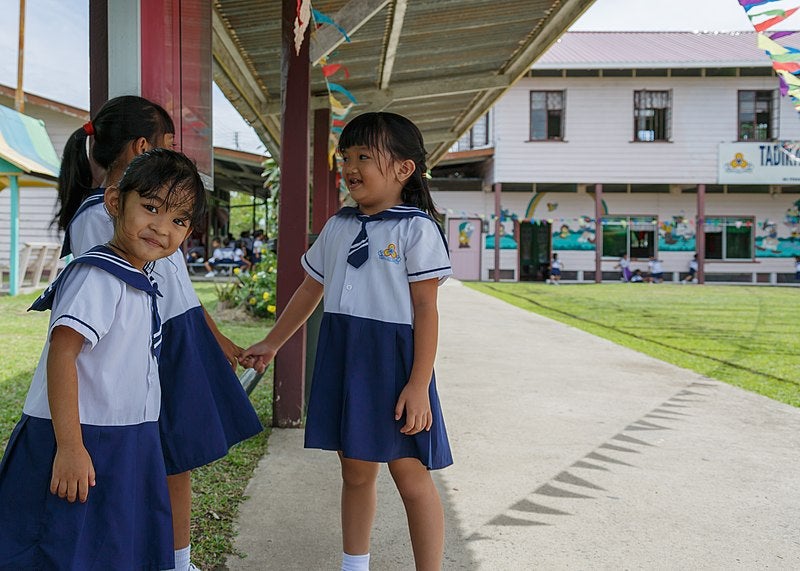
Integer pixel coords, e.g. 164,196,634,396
312,108,332,234
493,182,501,282
594,183,603,283
696,184,706,285
274,0,310,427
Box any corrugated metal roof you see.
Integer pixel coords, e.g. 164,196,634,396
534,31,773,69
213,0,596,163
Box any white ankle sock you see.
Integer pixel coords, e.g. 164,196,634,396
341,552,370,571
173,545,191,571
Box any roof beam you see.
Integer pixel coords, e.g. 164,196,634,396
310,0,390,66
378,0,407,90
262,73,512,115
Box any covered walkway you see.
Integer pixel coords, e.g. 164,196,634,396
227,282,800,569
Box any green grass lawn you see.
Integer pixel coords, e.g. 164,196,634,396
467,282,800,407
0,283,273,569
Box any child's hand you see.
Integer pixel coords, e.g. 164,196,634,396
50,444,96,503
214,332,244,371
395,383,432,436
239,340,278,373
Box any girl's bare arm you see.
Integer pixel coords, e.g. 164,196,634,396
47,326,96,503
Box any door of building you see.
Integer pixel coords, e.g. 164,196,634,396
447,218,482,280
520,221,551,281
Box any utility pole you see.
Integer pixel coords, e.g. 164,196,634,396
15,0,26,112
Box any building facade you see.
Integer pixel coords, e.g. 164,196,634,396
432,32,800,283
0,87,87,264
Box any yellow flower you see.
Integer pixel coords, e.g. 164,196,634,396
262,291,271,300
233,268,241,275
249,297,257,305
267,304,276,313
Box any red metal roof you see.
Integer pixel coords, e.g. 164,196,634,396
534,31,774,69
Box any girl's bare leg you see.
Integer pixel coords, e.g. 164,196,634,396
388,458,444,571
167,471,192,549
339,454,380,555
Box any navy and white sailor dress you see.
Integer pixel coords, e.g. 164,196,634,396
0,246,173,570
63,193,262,475
301,205,454,469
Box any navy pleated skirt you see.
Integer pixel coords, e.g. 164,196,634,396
0,415,174,570
158,306,263,475
305,312,453,470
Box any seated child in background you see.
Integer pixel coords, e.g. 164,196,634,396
630,269,644,283
204,236,247,276
682,255,698,283
252,229,265,264
647,256,664,283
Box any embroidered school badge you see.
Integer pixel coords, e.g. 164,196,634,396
377,243,401,264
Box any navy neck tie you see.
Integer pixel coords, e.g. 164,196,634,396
347,217,371,268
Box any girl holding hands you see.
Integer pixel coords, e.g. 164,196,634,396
241,112,453,571
0,149,205,569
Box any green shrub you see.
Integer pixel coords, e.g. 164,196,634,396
231,251,278,319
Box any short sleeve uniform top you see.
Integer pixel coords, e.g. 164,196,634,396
23,250,161,426
302,206,452,325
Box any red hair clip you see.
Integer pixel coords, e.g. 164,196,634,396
83,122,94,136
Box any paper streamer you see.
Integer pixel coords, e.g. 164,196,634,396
743,1,800,111
312,8,351,42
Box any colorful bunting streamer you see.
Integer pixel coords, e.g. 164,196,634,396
742,1,800,112
310,4,358,172
312,8,351,42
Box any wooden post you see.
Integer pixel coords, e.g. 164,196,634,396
312,107,331,234
15,0,25,112
274,0,310,427
89,0,108,114
594,183,603,283
9,175,20,296
493,182,501,282
696,184,706,285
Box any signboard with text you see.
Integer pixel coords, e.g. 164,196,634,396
718,142,800,185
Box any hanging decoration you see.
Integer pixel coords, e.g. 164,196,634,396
308,6,358,179
741,1,800,111
294,0,312,55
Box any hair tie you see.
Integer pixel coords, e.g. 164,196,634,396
82,122,94,136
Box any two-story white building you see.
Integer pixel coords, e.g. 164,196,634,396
432,32,800,283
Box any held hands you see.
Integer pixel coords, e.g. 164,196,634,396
395,382,432,436
51,444,96,503
238,339,278,374
214,332,243,371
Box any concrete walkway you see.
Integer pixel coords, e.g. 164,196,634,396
225,280,800,570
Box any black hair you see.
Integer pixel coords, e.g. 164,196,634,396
116,148,206,230
55,95,175,231
338,112,439,220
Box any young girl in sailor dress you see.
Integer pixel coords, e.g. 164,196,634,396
55,96,262,570
0,149,205,570
241,112,453,571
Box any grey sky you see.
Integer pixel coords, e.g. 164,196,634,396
0,0,786,153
